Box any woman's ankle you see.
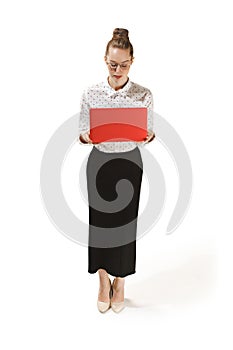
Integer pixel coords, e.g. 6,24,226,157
113,277,125,291
98,269,110,286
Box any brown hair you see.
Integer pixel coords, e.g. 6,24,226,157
105,28,134,58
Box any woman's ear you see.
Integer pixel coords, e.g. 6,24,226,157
104,56,107,63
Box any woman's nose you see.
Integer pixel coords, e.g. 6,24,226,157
115,65,122,73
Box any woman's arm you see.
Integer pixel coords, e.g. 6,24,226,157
146,89,156,141
78,90,94,144
137,89,156,144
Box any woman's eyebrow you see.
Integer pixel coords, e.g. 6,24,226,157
109,59,130,63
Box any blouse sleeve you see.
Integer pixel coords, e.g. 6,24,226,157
78,90,90,135
136,88,155,147
144,89,154,133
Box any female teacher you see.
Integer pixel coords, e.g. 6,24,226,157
78,28,155,313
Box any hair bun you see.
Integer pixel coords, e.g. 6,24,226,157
112,28,129,40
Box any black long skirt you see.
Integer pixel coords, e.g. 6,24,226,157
86,146,143,277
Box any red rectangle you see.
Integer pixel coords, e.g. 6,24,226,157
90,107,148,142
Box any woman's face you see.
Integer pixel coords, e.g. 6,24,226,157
105,47,132,90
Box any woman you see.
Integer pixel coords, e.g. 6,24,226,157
78,28,155,313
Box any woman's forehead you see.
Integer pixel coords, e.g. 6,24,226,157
107,47,131,61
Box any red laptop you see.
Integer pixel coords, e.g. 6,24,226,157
89,107,148,143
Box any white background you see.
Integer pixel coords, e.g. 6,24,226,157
1,0,232,349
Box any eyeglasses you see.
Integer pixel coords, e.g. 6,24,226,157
106,61,131,71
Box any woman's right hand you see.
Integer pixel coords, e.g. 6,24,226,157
79,131,101,144
79,132,93,144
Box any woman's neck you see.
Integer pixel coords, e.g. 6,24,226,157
107,76,129,91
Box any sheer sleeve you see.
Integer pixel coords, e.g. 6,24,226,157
144,89,154,133
78,90,90,136
136,89,155,147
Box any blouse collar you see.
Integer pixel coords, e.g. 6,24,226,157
104,77,132,96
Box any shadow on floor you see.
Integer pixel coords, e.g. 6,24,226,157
125,253,217,308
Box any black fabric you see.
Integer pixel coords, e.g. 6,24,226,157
86,146,143,277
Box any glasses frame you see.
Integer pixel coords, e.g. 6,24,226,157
106,59,132,71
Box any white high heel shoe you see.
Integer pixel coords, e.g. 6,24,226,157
111,278,125,313
97,277,112,313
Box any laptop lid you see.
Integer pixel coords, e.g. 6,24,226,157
89,107,148,143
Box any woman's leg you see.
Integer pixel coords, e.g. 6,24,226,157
98,268,111,302
111,276,125,303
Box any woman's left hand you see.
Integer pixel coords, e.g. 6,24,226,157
141,130,155,144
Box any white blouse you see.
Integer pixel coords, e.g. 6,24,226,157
78,78,154,153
